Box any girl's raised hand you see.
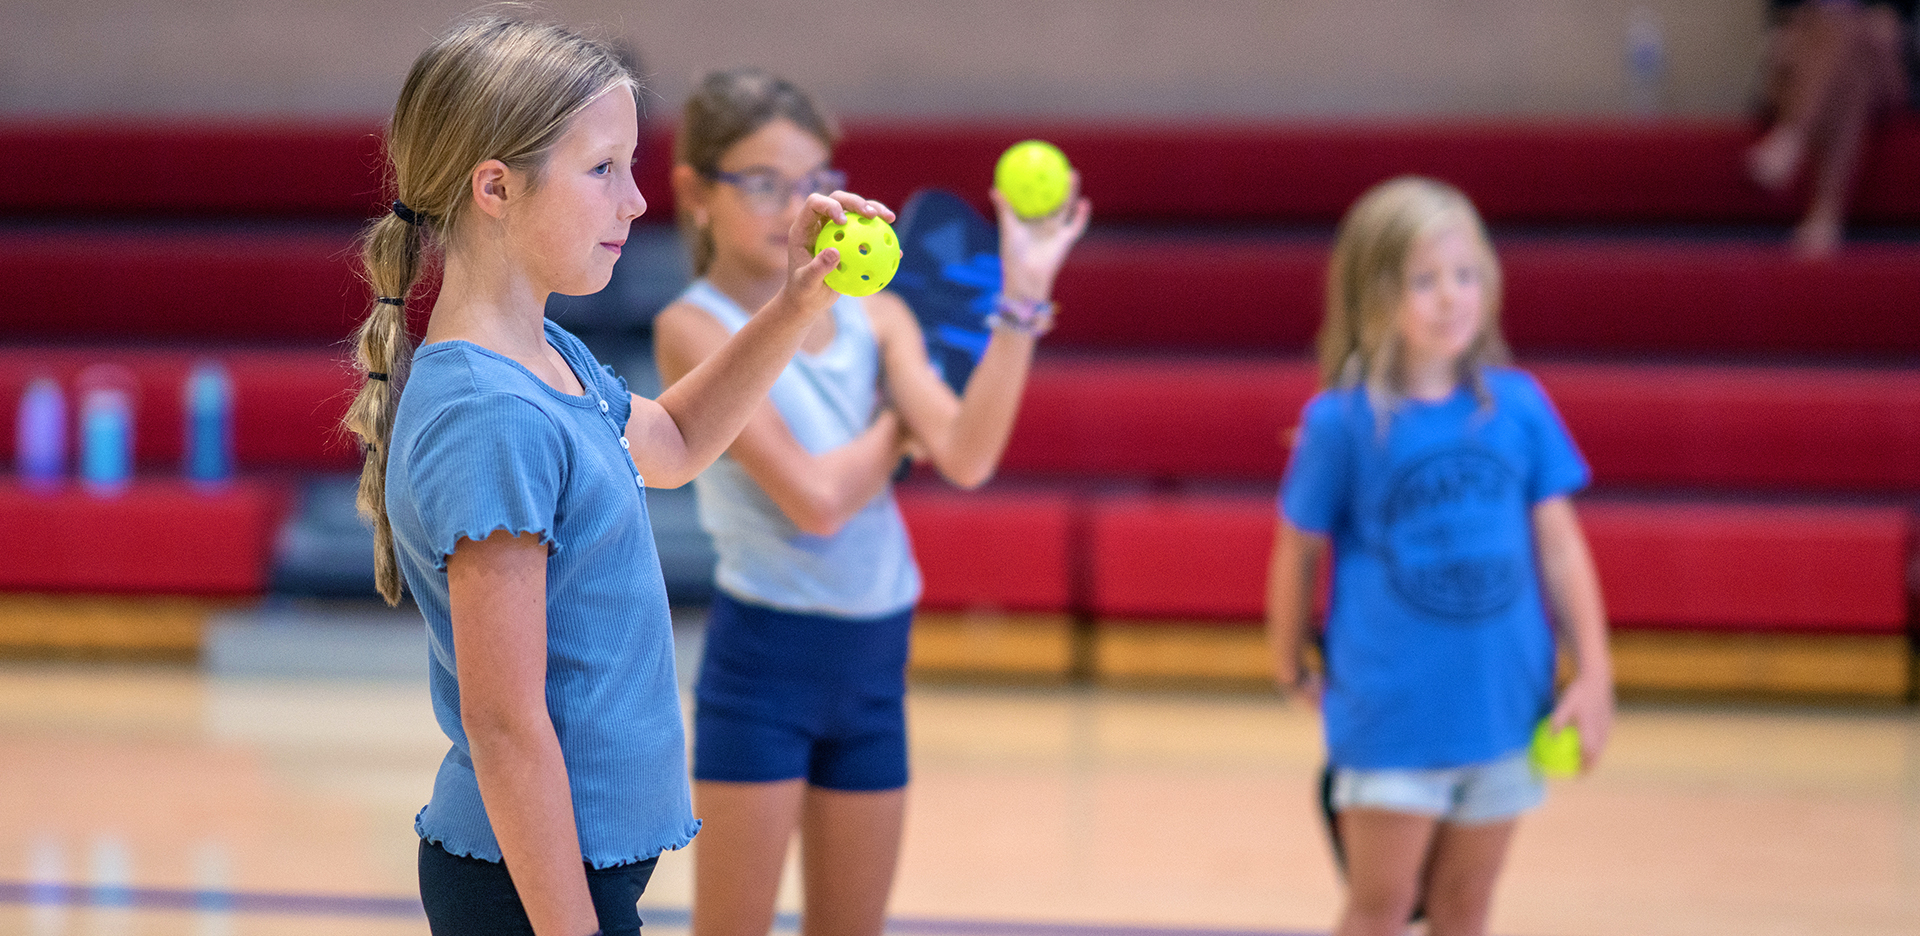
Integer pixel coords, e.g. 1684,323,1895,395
991,171,1091,302
783,191,896,311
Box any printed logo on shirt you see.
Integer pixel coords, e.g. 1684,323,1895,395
1381,446,1526,620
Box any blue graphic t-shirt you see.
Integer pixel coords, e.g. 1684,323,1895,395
1280,367,1589,770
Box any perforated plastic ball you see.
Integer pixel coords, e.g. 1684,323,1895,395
994,140,1072,218
812,212,901,297
1530,721,1582,779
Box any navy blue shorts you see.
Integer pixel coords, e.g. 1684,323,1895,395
417,838,656,936
692,591,913,791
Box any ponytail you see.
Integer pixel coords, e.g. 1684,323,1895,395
344,211,425,605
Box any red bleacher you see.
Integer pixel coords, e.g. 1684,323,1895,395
998,358,1920,493
1038,492,1911,635
9,229,1918,356
2,118,1915,660
13,118,1920,225
0,479,289,594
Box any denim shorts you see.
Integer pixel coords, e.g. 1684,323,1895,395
1330,750,1544,824
692,591,913,791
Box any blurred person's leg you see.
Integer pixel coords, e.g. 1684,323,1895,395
1748,5,1847,192
1417,819,1519,936
1796,4,1908,256
798,786,907,936
692,779,806,936
1334,809,1436,936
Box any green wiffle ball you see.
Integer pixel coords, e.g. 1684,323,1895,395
994,140,1072,218
812,212,902,297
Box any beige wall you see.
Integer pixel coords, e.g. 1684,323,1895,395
2,1,1769,119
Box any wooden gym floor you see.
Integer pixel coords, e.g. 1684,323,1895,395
0,630,1916,936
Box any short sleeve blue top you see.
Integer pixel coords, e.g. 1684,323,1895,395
1280,367,1589,770
385,318,699,868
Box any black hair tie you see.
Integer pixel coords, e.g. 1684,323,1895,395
367,372,390,382
375,296,405,306
390,200,426,226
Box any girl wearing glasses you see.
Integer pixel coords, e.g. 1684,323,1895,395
654,68,1090,936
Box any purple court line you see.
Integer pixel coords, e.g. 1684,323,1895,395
0,880,422,917
0,881,1325,936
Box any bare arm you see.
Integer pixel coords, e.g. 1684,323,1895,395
1264,518,1327,707
876,187,1091,489
622,192,893,489
447,530,597,936
653,301,910,536
1533,496,1614,770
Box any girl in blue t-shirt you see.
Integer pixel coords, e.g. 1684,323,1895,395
338,17,894,936
1267,176,1614,936
652,69,1089,936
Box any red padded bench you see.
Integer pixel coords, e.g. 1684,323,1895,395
1051,237,1920,356
0,479,292,593
5,121,389,220
895,486,1078,613
0,230,371,343
1081,492,1913,635
14,119,1920,226
1538,362,1920,492
1579,500,1911,635
1003,358,1920,493
1004,356,1312,481
0,348,358,471
836,119,1920,226
11,228,1917,354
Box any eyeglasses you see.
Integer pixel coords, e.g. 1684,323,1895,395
707,167,848,215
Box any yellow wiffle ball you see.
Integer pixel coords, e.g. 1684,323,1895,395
812,212,902,297
1530,720,1582,779
994,140,1072,218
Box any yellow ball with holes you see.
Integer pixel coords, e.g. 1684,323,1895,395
994,140,1072,218
812,212,901,297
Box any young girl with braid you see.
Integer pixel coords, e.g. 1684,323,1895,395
652,69,1089,936
339,17,893,936
1266,177,1613,936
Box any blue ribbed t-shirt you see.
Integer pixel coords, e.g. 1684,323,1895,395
386,317,699,868
1280,367,1589,771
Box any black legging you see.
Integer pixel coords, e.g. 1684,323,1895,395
418,838,657,936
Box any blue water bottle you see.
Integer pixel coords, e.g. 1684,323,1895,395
183,360,233,487
80,384,133,496
14,377,68,492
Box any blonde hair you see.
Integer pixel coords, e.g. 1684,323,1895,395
1317,176,1510,422
674,68,839,275
342,12,635,605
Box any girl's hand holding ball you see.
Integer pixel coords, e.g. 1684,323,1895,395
991,141,1091,305
788,191,896,309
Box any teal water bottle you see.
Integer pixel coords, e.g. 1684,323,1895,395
183,360,233,487
80,386,132,495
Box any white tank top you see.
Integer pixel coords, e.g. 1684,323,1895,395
679,280,922,618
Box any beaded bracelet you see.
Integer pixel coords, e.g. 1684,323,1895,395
989,295,1056,338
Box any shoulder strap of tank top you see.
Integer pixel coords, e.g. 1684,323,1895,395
675,279,751,335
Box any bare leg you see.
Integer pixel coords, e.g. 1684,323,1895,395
1795,6,1907,258
798,786,908,936
693,779,807,936
1334,809,1438,936
1419,819,1520,936
1748,7,1851,192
